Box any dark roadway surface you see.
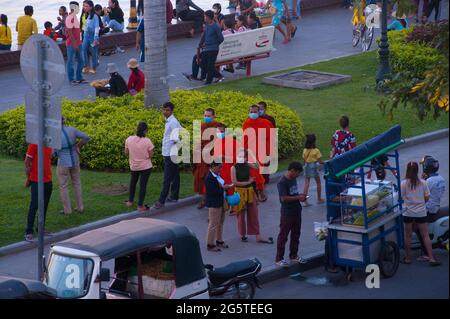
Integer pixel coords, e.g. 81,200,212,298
256,249,448,299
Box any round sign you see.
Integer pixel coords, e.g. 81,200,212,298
20,34,66,95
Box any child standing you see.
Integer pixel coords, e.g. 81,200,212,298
302,134,324,206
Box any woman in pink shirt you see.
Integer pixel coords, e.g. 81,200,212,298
235,15,249,32
125,121,154,212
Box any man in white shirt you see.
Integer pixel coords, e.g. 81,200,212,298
153,102,182,209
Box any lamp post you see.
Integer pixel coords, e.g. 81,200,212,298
376,0,391,83
127,0,139,29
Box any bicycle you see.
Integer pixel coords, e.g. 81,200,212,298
351,2,376,52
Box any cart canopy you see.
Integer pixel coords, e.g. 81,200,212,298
54,218,206,287
0,276,56,299
325,125,403,178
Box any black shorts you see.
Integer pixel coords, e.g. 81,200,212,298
403,216,428,224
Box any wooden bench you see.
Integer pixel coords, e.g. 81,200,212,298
214,52,271,77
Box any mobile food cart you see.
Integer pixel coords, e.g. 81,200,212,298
324,125,404,279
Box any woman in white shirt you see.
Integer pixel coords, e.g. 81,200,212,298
401,161,440,266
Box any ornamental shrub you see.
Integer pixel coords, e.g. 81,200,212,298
0,91,304,171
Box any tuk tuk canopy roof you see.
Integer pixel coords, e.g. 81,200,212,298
55,218,206,287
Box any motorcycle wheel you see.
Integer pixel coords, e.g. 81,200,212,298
378,241,400,278
234,280,255,299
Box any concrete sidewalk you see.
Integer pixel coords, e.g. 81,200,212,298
0,136,447,282
0,6,364,113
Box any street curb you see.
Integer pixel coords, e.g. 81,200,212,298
0,129,447,259
257,251,324,285
399,128,449,149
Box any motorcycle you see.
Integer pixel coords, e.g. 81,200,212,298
412,206,449,250
205,258,262,299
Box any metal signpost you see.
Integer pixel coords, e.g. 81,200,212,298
20,34,65,281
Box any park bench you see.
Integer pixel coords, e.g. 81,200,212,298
214,26,275,77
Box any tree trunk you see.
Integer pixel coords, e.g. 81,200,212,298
144,0,170,108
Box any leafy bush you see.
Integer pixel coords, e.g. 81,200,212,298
0,91,304,170
379,21,449,119
388,28,441,79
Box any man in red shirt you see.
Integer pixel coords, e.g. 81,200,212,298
24,144,53,241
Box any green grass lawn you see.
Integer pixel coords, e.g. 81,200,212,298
0,51,447,247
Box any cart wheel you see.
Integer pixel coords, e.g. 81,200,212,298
378,241,399,278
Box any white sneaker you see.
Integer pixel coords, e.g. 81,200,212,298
275,260,290,268
290,256,307,264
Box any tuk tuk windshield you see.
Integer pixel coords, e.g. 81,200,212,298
45,253,94,298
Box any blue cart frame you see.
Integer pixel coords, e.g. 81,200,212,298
325,127,405,278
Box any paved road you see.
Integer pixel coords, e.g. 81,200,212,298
256,249,448,299
0,137,447,287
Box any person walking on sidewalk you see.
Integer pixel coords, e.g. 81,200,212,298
153,102,182,209
231,149,273,244
56,117,90,215
302,134,324,206
125,121,155,212
193,108,221,209
205,160,234,251
199,10,224,85
24,144,53,242
16,5,38,50
275,161,307,267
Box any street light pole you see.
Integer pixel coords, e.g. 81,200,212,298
376,0,391,83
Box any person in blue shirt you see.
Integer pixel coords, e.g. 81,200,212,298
388,11,409,31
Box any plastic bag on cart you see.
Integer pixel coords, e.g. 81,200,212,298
314,221,329,241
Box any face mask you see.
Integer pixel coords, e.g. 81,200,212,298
216,132,225,139
259,110,265,116
249,113,259,120
204,116,213,124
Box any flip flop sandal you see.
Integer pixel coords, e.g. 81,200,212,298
257,237,274,244
138,204,150,212
207,244,221,252
416,255,430,262
124,200,134,208
216,241,229,248
429,260,441,266
241,236,248,242
401,257,412,264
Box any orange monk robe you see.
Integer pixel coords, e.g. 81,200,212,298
242,117,274,167
193,121,221,194
242,117,274,185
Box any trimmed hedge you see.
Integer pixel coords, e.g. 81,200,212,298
0,91,304,170
387,28,442,79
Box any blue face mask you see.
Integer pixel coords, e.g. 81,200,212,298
204,116,213,124
249,113,259,120
216,132,225,139
259,110,265,116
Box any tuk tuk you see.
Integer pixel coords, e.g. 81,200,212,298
0,276,56,299
44,218,209,299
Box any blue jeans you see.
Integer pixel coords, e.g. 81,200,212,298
104,16,124,32
66,45,84,81
82,37,99,70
